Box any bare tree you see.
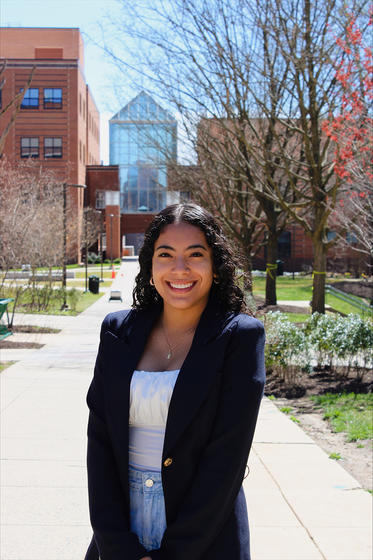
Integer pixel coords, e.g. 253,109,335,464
103,0,297,304
81,206,102,256
0,159,64,322
103,0,369,311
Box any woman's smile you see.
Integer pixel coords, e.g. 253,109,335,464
166,281,197,292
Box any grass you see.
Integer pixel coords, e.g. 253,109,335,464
310,392,373,442
252,276,313,300
252,276,371,320
69,280,112,288
325,292,372,319
2,288,102,316
329,452,341,460
284,313,311,323
0,361,15,373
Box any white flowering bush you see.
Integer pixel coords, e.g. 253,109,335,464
331,314,373,380
304,312,339,369
264,311,372,384
264,312,311,384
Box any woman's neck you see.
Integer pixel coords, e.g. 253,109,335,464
161,302,206,333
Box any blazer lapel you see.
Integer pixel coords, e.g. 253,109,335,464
163,295,233,455
102,306,161,452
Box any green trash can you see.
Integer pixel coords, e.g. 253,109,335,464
89,275,100,294
276,260,284,276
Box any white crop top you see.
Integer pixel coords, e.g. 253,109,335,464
129,369,180,471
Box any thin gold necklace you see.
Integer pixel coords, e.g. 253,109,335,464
161,323,196,360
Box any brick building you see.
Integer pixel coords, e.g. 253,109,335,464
0,27,100,260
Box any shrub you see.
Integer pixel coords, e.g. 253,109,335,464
304,312,337,369
87,252,99,264
264,312,311,385
67,288,81,312
264,311,372,386
304,313,373,381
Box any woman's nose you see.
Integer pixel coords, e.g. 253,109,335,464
172,256,190,271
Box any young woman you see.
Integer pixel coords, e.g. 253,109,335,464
85,203,265,560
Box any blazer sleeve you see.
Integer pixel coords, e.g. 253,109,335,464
150,316,266,560
86,315,149,560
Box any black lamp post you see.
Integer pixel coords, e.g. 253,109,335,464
98,210,104,282
109,213,114,270
84,207,88,292
61,182,86,310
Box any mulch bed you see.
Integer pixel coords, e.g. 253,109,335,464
265,366,373,400
0,340,44,349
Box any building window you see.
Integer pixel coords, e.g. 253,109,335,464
96,190,106,209
21,137,39,158
43,88,62,109
21,88,39,109
180,191,191,202
277,231,291,258
44,137,62,158
346,231,358,244
327,231,336,241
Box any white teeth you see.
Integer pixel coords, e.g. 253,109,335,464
169,282,194,289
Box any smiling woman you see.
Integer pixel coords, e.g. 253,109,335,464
85,203,266,560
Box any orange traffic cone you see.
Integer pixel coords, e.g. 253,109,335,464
111,266,116,279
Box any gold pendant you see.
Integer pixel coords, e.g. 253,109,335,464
166,350,172,360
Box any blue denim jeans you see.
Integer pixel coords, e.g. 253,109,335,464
129,467,167,551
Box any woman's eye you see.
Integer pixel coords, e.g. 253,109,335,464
190,251,203,257
158,252,172,258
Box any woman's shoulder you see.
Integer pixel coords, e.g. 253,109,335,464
101,308,137,336
228,312,265,334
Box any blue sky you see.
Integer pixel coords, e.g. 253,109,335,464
1,0,135,163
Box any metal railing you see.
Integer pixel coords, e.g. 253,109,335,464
325,284,372,314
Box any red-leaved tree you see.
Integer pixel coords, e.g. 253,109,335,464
323,12,373,265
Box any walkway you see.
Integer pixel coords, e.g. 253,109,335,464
1,261,371,560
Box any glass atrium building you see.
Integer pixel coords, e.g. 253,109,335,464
109,92,177,213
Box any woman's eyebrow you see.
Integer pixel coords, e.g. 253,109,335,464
155,244,174,251
154,244,208,251
187,244,208,251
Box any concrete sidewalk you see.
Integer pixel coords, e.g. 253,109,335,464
1,261,371,560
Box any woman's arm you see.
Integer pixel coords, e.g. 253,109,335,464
149,317,266,560
86,316,149,560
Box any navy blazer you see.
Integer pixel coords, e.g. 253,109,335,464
85,293,266,560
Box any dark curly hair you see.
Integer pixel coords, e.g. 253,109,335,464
133,203,248,315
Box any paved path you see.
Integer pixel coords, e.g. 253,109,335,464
1,262,371,560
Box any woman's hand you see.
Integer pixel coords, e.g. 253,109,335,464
140,557,152,560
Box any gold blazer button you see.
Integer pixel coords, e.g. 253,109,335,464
163,457,173,467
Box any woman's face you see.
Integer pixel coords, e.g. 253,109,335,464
152,222,214,314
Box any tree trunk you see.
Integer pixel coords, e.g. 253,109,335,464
241,245,253,294
265,227,277,306
311,238,327,314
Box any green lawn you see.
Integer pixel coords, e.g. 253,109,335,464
2,287,102,316
252,276,371,319
70,280,112,288
284,313,311,323
0,362,16,373
310,393,373,442
252,275,313,300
